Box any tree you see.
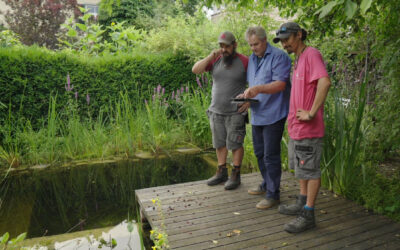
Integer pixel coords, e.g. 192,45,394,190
98,0,156,29
3,0,78,49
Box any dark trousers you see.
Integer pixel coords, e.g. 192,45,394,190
252,118,286,200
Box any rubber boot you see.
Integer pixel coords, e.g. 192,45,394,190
224,166,241,190
207,164,228,186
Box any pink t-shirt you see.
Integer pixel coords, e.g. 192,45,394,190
288,47,329,140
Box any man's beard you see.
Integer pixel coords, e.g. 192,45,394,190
222,49,236,67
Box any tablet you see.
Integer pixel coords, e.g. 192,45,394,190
231,98,260,103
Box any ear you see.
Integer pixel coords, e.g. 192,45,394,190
297,31,302,40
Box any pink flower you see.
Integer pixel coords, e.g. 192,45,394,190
196,76,202,88
65,73,74,91
157,85,161,95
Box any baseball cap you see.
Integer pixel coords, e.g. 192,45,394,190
218,31,236,45
273,22,302,43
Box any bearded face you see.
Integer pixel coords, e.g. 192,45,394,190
220,43,236,67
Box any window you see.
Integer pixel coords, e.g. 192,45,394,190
83,4,99,17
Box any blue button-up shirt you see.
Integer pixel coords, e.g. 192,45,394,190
247,43,292,125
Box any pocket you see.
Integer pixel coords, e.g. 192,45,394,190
230,114,245,130
229,131,245,144
294,142,316,170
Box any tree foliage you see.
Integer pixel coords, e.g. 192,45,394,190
98,0,156,29
3,0,78,49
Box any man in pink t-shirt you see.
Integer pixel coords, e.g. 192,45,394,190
273,22,331,233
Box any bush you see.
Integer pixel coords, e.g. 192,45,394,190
0,46,195,129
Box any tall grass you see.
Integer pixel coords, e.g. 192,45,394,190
322,71,368,196
0,79,215,168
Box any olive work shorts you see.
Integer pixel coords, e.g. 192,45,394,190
207,110,246,150
289,137,323,179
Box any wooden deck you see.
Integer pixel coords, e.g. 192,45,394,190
135,172,400,249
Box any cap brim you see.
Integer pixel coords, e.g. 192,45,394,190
218,38,231,45
273,33,291,43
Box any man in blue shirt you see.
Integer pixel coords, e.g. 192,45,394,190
238,26,291,209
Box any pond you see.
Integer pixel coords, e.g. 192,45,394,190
0,153,216,239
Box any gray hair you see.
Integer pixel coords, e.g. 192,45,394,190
245,26,267,41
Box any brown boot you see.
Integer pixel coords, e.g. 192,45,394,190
224,166,241,190
207,164,228,186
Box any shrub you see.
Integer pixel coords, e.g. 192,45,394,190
0,46,195,129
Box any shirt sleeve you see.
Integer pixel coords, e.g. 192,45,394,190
205,55,222,72
308,49,329,84
271,53,292,83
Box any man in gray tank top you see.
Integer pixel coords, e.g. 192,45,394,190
192,31,248,190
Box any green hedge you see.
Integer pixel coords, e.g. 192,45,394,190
0,47,195,128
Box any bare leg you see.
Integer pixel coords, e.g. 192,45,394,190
216,147,228,166
232,146,244,166
299,179,308,196
306,178,321,207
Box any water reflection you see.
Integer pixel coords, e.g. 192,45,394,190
54,220,141,250
0,154,215,238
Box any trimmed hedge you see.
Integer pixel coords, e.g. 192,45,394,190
0,47,195,128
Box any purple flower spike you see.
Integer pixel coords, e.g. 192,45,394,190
157,85,161,95
331,64,336,75
86,93,90,105
74,91,78,101
186,86,189,93
196,76,202,88
65,73,74,91
181,86,184,94
162,88,165,95
145,99,148,105
172,91,175,99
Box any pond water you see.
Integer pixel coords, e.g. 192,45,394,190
0,154,215,239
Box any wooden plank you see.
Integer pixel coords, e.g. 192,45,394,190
135,172,400,250
147,181,301,223
141,180,301,228
279,215,391,249
172,200,359,249
136,172,294,201
319,220,400,249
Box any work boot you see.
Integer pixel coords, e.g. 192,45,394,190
248,184,266,195
207,164,228,186
256,198,280,209
279,194,307,215
284,207,316,233
224,166,241,190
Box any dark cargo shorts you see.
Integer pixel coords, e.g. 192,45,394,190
289,137,323,179
207,110,246,150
